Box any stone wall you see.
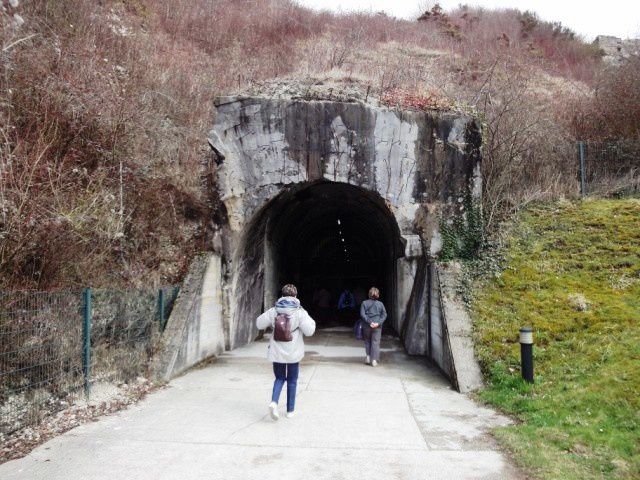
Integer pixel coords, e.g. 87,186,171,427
594,35,640,65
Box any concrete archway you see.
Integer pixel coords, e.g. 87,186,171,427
158,94,485,391
242,181,404,334
208,95,484,355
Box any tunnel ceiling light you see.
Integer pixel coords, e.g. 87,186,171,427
337,219,341,225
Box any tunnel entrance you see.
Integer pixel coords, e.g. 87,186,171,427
260,182,405,331
160,95,484,384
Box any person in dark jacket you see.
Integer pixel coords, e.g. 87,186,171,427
359,287,387,366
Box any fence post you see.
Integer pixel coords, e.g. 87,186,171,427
157,289,165,332
578,140,586,198
82,288,92,397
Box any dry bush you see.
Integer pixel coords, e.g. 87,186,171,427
381,87,451,111
0,0,611,288
475,61,578,228
565,55,640,195
423,5,602,82
570,55,640,140
0,0,212,288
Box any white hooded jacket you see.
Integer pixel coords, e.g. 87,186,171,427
256,296,316,363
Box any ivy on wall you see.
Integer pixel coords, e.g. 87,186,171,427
439,195,483,261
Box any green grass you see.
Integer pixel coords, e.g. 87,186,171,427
471,199,640,479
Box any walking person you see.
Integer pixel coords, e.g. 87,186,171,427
359,287,387,367
256,284,316,420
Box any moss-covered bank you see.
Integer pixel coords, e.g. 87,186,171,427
472,199,640,479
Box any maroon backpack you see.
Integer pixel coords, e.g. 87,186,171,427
274,313,295,342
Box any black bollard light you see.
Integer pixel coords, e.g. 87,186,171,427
519,327,534,383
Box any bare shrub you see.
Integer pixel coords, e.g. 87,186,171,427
381,87,451,111
0,0,214,288
571,55,640,140
470,60,579,228
0,0,611,287
566,55,640,195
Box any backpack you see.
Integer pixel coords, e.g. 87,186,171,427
274,313,294,342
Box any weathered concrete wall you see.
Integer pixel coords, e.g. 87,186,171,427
155,253,225,380
403,258,429,355
430,262,484,393
156,95,483,381
208,96,482,353
429,262,453,381
210,96,480,232
395,235,422,335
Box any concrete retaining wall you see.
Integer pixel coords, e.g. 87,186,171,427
428,262,483,393
155,253,225,380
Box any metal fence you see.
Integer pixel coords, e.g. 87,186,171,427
577,140,640,197
0,286,179,438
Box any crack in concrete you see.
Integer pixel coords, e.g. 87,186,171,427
224,415,271,441
106,437,434,452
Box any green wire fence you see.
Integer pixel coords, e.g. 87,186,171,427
0,286,179,439
577,139,640,197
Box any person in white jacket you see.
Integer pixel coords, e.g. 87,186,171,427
256,284,316,420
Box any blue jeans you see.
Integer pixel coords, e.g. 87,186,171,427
271,362,299,413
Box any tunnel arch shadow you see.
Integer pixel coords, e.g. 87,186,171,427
233,181,406,345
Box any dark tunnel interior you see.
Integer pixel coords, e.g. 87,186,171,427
264,182,405,331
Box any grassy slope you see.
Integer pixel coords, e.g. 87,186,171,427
471,199,640,479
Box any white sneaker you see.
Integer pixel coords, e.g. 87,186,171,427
269,402,279,421
365,355,371,365
371,360,378,367
286,411,296,418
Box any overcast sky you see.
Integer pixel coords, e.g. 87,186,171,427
296,0,640,40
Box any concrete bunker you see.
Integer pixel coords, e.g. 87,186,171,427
158,93,484,392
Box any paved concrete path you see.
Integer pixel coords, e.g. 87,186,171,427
0,330,524,479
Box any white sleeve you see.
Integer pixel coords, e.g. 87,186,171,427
256,308,276,330
298,310,316,337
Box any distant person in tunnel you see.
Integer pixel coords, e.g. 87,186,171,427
256,284,316,420
337,286,356,324
360,287,387,367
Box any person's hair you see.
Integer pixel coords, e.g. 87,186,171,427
368,287,379,299
282,284,297,297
